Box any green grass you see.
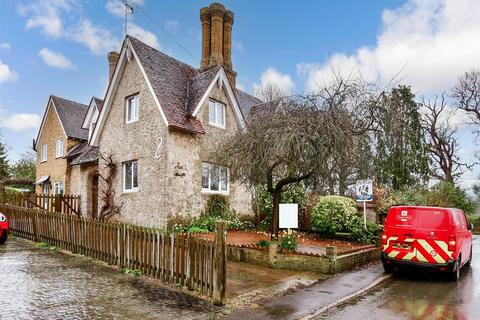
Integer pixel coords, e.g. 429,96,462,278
120,268,142,277
35,242,58,252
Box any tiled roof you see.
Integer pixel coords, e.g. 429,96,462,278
70,146,99,165
128,36,261,133
51,95,89,140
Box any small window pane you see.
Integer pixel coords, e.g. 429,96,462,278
132,161,138,188
209,101,216,124
125,162,132,190
210,165,220,191
202,163,209,189
217,103,225,126
219,167,228,191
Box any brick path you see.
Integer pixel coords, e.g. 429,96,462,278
0,238,216,320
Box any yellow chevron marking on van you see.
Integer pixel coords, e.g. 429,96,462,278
416,250,428,262
417,239,445,263
388,251,399,258
384,237,399,251
435,240,452,259
404,238,415,243
402,252,415,260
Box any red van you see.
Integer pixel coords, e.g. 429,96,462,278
381,206,473,280
0,212,8,244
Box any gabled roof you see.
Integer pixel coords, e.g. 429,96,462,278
36,95,88,149
235,88,264,120
82,96,103,129
91,36,261,145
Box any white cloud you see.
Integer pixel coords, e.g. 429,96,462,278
298,0,480,94
0,61,18,85
72,20,120,55
0,43,11,51
105,0,144,17
253,68,295,96
165,20,180,33
38,48,75,69
127,22,161,49
18,0,77,38
0,109,40,132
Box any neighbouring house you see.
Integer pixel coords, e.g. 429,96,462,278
34,94,103,216
89,3,262,227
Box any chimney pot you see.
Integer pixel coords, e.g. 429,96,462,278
200,7,211,70
208,3,226,67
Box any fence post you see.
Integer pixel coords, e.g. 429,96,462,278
213,221,227,306
31,210,38,242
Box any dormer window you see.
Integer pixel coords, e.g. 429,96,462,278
126,94,139,123
208,100,225,128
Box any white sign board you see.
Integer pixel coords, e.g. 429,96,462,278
279,203,298,229
355,179,373,202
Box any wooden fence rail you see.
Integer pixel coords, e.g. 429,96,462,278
0,204,226,303
0,193,81,215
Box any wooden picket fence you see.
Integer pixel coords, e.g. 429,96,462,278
0,204,227,304
0,192,80,215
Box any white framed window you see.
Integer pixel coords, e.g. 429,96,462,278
55,139,64,158
208,100,225,128
41,144,47,162
202,162,229,194
126,94,139,123
54,181,64,195
123,160,139,192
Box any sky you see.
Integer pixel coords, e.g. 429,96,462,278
0,0,480,190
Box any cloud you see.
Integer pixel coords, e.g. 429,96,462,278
298,0,480,94
0,109,40,132
253,68,295,95
38,48,75,69
0,43,10,51
19,0,120,55
72,20,120,55
0,61,18,85
164,20,180,33
18,0,77,38
105,0,144,17
127,22,161,49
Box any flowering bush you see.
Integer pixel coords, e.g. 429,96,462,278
311,195,359,235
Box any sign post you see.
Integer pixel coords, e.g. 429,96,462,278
355,179,373,229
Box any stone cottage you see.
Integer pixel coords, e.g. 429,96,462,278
90,3,262,227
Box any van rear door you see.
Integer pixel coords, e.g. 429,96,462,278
384,207,419,261
414,208,452,264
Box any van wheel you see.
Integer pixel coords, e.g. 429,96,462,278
449,260,460,281
466,247,473,266
0,231,7,245
383,261,394,273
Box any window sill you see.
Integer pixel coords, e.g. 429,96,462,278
125,119,139,124
201,189,229,196
122,189,139,195
40,160,47,163
208,122,226,130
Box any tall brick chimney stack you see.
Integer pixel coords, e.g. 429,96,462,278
200,3,237,88
108,51,119,82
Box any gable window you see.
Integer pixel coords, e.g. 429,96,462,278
55,139,64,158
126,94,139,123
54,181,64,196
208,100,225,128
202,162,228,194
41,144,47,162
123,160,138,192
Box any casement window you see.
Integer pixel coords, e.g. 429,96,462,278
54,181,64,195
41,144,47,162
202,162,229,194
123,160,139,192
208,100,226,128
126,94,140,123
55,139,64,158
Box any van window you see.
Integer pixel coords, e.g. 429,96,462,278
417,209,449,230
386,208,418,229
453,211,467,230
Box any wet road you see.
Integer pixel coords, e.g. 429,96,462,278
317,236,480,320
0,238,215,320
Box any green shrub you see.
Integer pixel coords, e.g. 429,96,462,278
120,268,142,277
256,240,270,248
257,184,307,230
187,226,210,234
311,195,359,235
279,231,297,251
350,222,382,244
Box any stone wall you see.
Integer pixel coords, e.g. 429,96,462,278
98,55,169,227
36,103,80,194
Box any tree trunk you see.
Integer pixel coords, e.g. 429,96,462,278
271,189,281,240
